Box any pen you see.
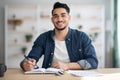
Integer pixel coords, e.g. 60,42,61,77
55,71,64,76
58,71,64,75
24,55,39,69
24,55,30,60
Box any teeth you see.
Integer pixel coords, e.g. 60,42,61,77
58,22,63,25
58,23,62,25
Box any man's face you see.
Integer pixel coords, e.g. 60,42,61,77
51,8,71,30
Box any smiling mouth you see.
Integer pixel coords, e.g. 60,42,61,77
58,23,63,25
57,21,63,25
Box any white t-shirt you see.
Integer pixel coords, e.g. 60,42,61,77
52,37,70,63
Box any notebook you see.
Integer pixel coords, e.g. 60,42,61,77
24,68,64,75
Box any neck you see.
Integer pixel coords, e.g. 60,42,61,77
55,27,68,41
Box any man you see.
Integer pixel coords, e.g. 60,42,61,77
20,2,98,71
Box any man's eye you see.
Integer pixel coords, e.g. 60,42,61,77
53,16,57,18
61,15,67,17
62,15,65,17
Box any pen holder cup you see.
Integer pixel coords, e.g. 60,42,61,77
0,64,7,77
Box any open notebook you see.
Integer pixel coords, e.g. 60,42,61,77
24,68,64,75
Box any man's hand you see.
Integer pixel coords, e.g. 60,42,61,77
52,61,69,71
52,61,83,71
23,59,36,71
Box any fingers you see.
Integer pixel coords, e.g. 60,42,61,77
52,62,59,68
30,59,36,65
52,61,69,71
52,61,63,69
52,61,59,68
23,59,36,71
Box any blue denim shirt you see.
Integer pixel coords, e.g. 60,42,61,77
21,28,98,70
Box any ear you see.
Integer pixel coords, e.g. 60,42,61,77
69,15,71,20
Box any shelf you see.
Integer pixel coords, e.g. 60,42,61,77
8,30,38,34
8,19,23,25
72,17,102,22
8,42,33,46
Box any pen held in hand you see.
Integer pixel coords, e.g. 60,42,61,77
24,55,39,69
24,55,30,60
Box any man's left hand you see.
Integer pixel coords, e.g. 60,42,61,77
52,61,69,71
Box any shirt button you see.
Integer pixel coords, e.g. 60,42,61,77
51,53,53,55
79,49,82,52
68,38,70,41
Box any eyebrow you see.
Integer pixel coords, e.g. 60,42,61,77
53,12,67,16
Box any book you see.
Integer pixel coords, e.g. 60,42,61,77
24,68,64,75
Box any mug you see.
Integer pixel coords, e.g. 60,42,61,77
0,64,7,77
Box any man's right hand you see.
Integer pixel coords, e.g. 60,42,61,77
23,59,36,71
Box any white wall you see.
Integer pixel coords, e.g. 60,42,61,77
118,0,120,67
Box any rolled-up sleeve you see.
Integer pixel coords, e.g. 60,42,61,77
79,32,98,69
77,60,92,69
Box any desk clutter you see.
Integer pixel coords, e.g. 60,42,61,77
24,67,103,77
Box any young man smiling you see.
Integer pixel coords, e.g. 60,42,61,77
20,2,98,71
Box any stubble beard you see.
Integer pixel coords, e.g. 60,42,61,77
55,26,67,31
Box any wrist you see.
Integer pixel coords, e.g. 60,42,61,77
66,63,70,70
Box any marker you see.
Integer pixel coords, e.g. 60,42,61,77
24,55,39,69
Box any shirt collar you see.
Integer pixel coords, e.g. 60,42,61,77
50,27,72,41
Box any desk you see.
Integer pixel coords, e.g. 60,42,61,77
0,68,120,80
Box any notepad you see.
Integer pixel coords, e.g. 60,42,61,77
67,70,103,77
24,68,64,75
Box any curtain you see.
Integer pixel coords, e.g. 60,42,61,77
114,0,118,67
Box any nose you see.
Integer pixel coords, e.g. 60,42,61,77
57,16,62,21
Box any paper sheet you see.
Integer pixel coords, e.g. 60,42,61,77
67,70,103,77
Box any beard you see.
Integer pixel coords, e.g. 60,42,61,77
55,26,67,31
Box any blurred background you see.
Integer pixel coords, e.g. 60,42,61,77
0,0,119,68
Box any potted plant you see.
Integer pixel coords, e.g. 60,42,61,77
21,47,27,54
25,34,33,42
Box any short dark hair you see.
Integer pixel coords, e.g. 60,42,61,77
51,2,70,16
